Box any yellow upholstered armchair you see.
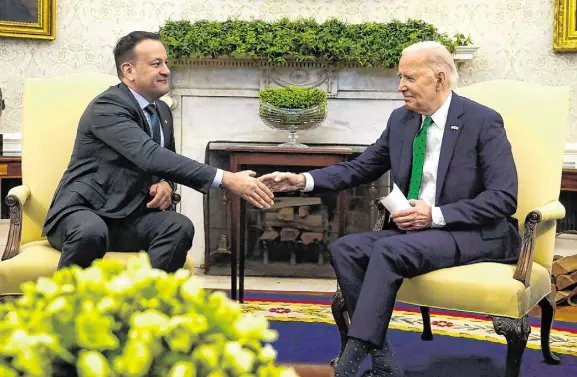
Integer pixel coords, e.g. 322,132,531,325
330,80,570,377
0,74,194,300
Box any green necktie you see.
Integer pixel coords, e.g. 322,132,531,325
407,116,433,200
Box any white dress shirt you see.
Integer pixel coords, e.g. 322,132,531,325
302,93,453,227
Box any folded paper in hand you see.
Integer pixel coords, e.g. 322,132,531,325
379,184,412,213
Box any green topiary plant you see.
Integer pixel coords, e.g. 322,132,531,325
258,86,328,148
0,254,296,377
258,86,327,110
159,17,473,68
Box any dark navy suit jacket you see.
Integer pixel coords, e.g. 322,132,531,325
309,92,521,264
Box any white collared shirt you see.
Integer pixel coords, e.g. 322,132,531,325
302,92,452,228
420,92,452,227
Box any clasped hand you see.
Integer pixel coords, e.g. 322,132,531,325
257,171,304,192
254,172,434,231
222,170,275,209
390,199,433,231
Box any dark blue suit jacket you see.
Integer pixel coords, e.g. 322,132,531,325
309,93,521,264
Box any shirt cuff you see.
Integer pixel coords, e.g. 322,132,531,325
431,207,446,228
211,168,224,188
301,172,314,192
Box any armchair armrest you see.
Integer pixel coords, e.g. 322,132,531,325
2,185,31,262
513,200,566,288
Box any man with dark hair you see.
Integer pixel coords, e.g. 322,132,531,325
43,31,275,272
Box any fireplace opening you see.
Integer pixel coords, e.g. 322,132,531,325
203,143,391,279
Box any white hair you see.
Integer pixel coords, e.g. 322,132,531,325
402,41,459,88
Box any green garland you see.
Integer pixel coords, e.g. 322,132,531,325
159,18,472,68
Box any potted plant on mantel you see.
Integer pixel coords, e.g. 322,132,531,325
0,254,298,377
258,85,328,149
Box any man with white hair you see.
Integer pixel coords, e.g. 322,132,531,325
259,40,520,376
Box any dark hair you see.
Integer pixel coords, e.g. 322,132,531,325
113,31,161,78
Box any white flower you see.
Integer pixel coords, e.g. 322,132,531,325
260,344,277,362
223,341,255,373
180,277,204,302
106,274,132,294
235,316,278,342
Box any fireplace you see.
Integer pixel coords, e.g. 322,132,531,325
203,142,391,278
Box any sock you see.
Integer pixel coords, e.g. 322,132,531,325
334,337,374,377
368,340,404,377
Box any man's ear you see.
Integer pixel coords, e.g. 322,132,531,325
121,61,136,82
436,72,446,90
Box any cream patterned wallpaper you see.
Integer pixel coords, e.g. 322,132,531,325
1,0,576,140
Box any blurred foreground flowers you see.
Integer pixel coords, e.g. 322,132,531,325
0,253,297,377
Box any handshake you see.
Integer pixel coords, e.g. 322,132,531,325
221,171,304,209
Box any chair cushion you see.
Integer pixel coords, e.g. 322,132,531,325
0,240,195,296
396,262,551,318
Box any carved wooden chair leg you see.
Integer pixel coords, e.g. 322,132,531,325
492,315,531,377
538,294,561,364
330,289,350,367
419,306,434,341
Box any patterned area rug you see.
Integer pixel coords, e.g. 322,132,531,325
237,291,577,376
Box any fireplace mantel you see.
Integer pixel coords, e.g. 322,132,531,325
168,47,478,266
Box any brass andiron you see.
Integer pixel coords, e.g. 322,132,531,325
215,234,230,254
210,190,231,257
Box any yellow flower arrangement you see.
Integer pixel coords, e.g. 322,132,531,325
0,253,297,377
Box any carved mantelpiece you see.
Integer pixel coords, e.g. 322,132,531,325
168,47,477,266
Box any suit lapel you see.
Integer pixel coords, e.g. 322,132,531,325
397,112,421,195
435,93,464,203
119,83,151,135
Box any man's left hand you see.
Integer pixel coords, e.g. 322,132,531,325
391,199,432,231
147,181,173,210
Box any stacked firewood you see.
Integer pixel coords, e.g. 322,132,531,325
259,196,326,245
552,254,577,306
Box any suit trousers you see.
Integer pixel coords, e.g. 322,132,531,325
329,228,460,348
47,205,194,272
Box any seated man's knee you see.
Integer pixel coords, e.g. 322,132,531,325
54,214,109,269
157,213,194,272
70,220,108,251
328,234,358,261
171,213,195,247
372,237,408,274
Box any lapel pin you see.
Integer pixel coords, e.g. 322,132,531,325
164,120,168,124
450,125,459,130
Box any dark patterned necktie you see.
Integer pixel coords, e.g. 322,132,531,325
144,104,162,145
407,116,433,200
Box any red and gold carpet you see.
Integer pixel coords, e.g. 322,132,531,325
237,291,577,377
